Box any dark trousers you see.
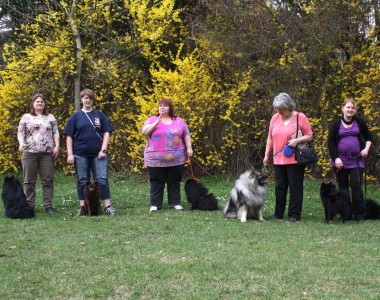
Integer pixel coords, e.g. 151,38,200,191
333,167,366,219
274,164,306,220
148,165,184,208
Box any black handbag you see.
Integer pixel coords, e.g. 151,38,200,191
295,113,318,166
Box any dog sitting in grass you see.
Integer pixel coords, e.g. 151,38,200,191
79,182,102,216
224,168,269,222
185,179,218,211
2,175,35,219
320,182,352,223
320,182,380,223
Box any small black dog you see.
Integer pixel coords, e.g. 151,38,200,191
320,182,352,223
185,179,218,211
365,199,380,220
79,182,102,216
2,175,35,219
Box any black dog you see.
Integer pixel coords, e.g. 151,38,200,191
79,182,102,216
365,199,380,220
2,175,35,219
185,179,218,211
320,182,352,223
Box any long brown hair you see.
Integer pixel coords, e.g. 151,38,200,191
30,93,49,116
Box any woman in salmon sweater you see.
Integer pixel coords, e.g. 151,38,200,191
263,93,313,222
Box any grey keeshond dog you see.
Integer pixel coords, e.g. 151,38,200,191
224,168,269,222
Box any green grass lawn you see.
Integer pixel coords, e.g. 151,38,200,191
0,171,379,299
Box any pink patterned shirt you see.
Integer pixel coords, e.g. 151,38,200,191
18,113,59,153
143,116,190,167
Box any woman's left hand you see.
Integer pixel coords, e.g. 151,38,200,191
360,149,369,158
287,139,298,148
187,147,193,157
52,146,59,158
98,151,107,159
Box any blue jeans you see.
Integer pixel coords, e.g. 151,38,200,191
74,155,110,200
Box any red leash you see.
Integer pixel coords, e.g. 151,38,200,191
186,157,199,182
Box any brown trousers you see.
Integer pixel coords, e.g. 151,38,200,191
21,151,54,209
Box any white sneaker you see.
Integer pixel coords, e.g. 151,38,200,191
150,206,158,212
173,204,183,211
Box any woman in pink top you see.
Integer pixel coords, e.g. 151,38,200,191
263,93,313,222
142,98,193,212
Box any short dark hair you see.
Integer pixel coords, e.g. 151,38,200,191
30,93,49,116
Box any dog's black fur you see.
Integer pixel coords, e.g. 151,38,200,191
320,182,352,223
79,182,102,216
320,182,380,223
185,179,218,211
2,175,35,219
365,199,380,220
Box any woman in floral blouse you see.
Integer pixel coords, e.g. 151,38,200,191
17,93,60,213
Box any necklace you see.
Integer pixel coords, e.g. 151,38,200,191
341,116,354,125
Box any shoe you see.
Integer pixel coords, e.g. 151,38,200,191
105,206,115,216
356,218,366,223
272,214,282,220
150,206,158,212
45,207,54,214
288,217,298,223
173,204,183,211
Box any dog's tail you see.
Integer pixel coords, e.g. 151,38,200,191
224,189,238,218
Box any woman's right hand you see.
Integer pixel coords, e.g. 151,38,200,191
18,144,24,152
263,156,270,166
335,157,343,169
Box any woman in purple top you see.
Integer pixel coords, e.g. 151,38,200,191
327,99,373,222
142,98,193,212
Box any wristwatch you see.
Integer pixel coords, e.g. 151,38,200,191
101,149,107,153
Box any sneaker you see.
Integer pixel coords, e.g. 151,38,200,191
150,206,158,212
173,204,183,211
105,206,115,216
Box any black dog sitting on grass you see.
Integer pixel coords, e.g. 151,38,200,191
2,175,35,219
320,182,352,223
185,179,218,211
320,182,380,223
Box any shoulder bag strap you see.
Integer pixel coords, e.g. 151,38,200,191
83,111,103,141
